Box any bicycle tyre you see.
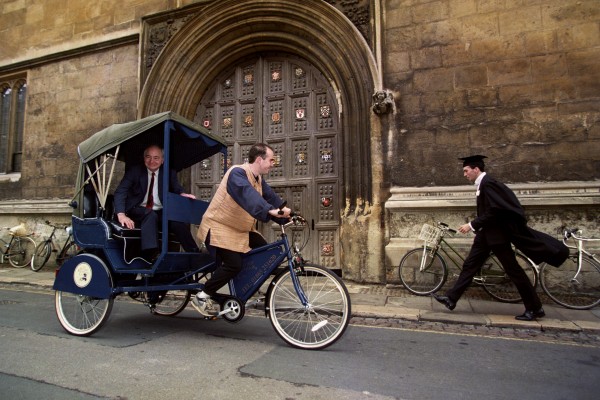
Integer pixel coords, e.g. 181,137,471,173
267,263,350,350
56,241,80,267
31,241,52,271
55,291,113,336
398,247,447,295
540,254,600,310
8,236,36,268
480,253,537,303
152,290,191,316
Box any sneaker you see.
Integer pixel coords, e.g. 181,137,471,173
191,293,218,317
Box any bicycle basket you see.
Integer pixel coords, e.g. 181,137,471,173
419,224,443,246
9,223,28,237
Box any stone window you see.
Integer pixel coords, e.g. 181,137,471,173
0,78,26,175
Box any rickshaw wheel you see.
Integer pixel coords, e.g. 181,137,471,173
221,297,244,323
55,291,113,336
151,290,191,316
266,263,351,350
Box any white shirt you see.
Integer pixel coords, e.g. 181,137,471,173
474,172,486,192
469,172,486,231
142,169,163,210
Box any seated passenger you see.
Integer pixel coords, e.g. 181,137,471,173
114,144,199,261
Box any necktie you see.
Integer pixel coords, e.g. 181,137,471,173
146,172,155,209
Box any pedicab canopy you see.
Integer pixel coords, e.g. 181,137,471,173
72,111,227,217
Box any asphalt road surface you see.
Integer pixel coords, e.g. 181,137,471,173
1,287,599,399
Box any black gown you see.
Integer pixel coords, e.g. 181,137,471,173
445,174,568,309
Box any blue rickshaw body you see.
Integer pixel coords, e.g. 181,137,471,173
53,112,227,294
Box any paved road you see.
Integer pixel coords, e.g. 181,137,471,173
2,288,600,399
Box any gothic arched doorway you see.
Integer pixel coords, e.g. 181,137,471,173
138,0,383,281
193,54,341,269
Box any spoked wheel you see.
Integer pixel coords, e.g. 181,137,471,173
151,290,191,316
220,296,245,323
55,291,113,336
540,255,600,310
398,247,447,295
31,241,52,271
57,241,81,267
9,236,36,268
479,253,537,303
266,263,350,350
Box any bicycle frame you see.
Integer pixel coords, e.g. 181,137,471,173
112,220,308,306
0,235,22,262
0,236,14,262
562,230,600,282
421,232,534,286
421,236,469,279
230,222,308,305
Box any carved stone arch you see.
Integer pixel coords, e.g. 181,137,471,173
138,0,378,210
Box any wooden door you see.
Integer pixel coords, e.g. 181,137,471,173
193,55,341,269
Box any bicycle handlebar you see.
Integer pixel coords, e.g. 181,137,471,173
437,222,457,234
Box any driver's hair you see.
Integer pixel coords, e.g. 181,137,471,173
248,143,273,164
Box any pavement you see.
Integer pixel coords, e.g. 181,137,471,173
1,264,600,335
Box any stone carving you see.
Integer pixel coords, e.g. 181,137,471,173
144,14,195,81
324,0,371,44
143,1,372,76
372,91,394,115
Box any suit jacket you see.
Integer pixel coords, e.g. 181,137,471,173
114,164,185,215
471,174,568,267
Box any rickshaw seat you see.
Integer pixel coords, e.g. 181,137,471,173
106,193,207,262
83,187,99,218
72,216,111,248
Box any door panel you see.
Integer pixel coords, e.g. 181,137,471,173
193,55,340,268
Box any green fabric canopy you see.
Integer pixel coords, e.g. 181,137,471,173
77,111,226,172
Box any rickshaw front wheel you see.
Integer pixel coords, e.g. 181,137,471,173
266,263,351,350
55,291,113,336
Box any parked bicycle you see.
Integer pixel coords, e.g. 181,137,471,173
0,223,36,268
398,222,537,303
31,221,80,272
538,228,600,310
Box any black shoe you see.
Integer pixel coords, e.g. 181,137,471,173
142,248,160,263
515,308,545,321
432,294,456,310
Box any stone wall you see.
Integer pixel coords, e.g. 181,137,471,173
0,0,201,63
383,0,600,187
0,44,138,201
0,0,206,202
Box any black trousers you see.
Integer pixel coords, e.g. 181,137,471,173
203,231,267,296
127,206,199,252
445,233,542,311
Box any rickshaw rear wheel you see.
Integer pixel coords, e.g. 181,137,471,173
221,296,244,323
151,290,191,316
55,291,113,336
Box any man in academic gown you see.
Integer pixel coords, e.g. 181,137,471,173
433,155,568,321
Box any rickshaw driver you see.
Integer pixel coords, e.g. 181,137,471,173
114,145,200,261
192,143,292,317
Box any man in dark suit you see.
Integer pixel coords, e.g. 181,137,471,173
114,145,199,260
433,155,548,321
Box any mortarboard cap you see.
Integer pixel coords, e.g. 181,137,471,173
459,155,487,167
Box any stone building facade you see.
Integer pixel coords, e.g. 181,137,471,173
0,0,598,282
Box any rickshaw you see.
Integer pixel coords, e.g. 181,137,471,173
53,112,351,350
